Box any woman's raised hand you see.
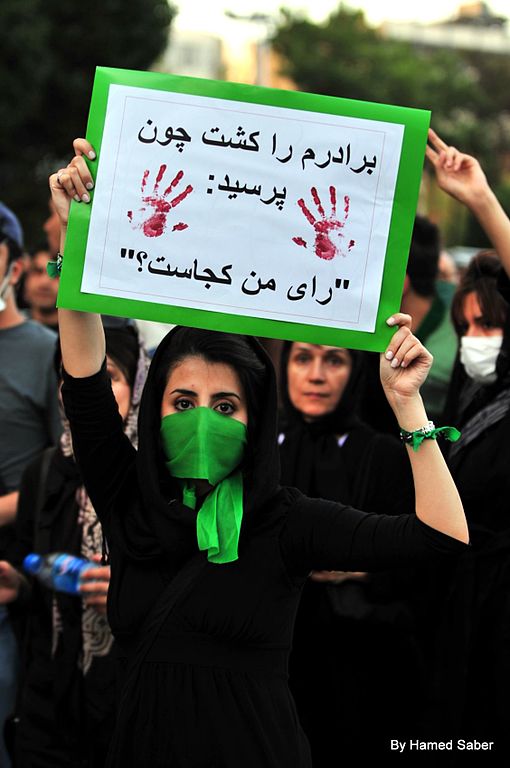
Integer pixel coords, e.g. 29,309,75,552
48,138,96,228
426,128,489,209
427,127,510,281
380,313,433,403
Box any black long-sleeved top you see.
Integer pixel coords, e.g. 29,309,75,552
61,332,467,768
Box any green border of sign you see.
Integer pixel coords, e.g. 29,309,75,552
57,66,430,352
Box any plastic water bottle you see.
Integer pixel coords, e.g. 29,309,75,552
22,552,101,595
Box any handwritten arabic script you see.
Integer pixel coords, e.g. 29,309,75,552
119,247,351,307
137,119,378,177
82,83,406,334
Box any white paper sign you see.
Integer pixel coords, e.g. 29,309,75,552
81,84,404,332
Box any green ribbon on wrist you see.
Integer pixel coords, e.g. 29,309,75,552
400,422,461,452
46,252,63,278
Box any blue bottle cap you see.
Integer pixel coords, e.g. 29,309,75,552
23,553,43,574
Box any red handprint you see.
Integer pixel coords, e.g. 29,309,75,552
127,165,193,238
292,186,355,260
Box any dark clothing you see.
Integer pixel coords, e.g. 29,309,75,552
279,417,413,513
426,397,510,763
278,341,428,764
9,449,116,768
427,267,510,762
0,320,61,493
61,330,467,768
0,320,61,560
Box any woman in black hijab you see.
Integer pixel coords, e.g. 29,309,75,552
44,137,469,768
279,342,414,511
0,320,149,768
425,130,510,761
429,253,510,758
279,342,427,764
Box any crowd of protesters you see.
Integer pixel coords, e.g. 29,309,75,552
0,125,508,767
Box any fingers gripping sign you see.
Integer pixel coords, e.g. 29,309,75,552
48,137,96,227
380,313,433,401
127,165,194,238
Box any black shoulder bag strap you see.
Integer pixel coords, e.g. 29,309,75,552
32,446,57,552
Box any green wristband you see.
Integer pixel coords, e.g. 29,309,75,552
400,421,461,452
46,252,63,278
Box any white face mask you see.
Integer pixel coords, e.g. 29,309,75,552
460,335,503,384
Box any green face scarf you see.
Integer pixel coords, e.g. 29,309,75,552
160,407,247,564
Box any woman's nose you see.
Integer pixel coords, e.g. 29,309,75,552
309,359,325,380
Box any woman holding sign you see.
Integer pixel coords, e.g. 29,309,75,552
50,139,468,768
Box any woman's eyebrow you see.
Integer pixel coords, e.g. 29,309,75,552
169,388,241,401
212,391,241,400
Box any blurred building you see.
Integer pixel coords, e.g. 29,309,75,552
155,29,225,79
154,13,296,91
224,44,296,89
382,2,509,54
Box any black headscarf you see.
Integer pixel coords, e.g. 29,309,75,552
104,328,140,391
278,341,369,503
443,263,510,437
133,326,282,565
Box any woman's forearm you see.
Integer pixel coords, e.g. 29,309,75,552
468,187,510,280
388,394,469,544
58,224,105,377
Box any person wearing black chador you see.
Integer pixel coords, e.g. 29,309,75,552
421,130,510,763
46,137,469,768
422,254,510,763
278,342,431,764
0,321,149,768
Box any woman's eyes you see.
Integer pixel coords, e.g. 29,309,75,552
326,356,346,367
175,398,194,411
214,402,235,415
293,354,346,366
174,399,235,415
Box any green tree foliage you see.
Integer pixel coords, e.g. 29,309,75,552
272,7,477,115
272,5,510,245
0,0,175,246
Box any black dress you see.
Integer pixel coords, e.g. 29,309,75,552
278,343,429,764
62,329,467,768
427,270,510,761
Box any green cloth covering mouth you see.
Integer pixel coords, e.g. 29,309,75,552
160,407,247,564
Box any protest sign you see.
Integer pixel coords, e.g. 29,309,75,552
57,66,430,351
